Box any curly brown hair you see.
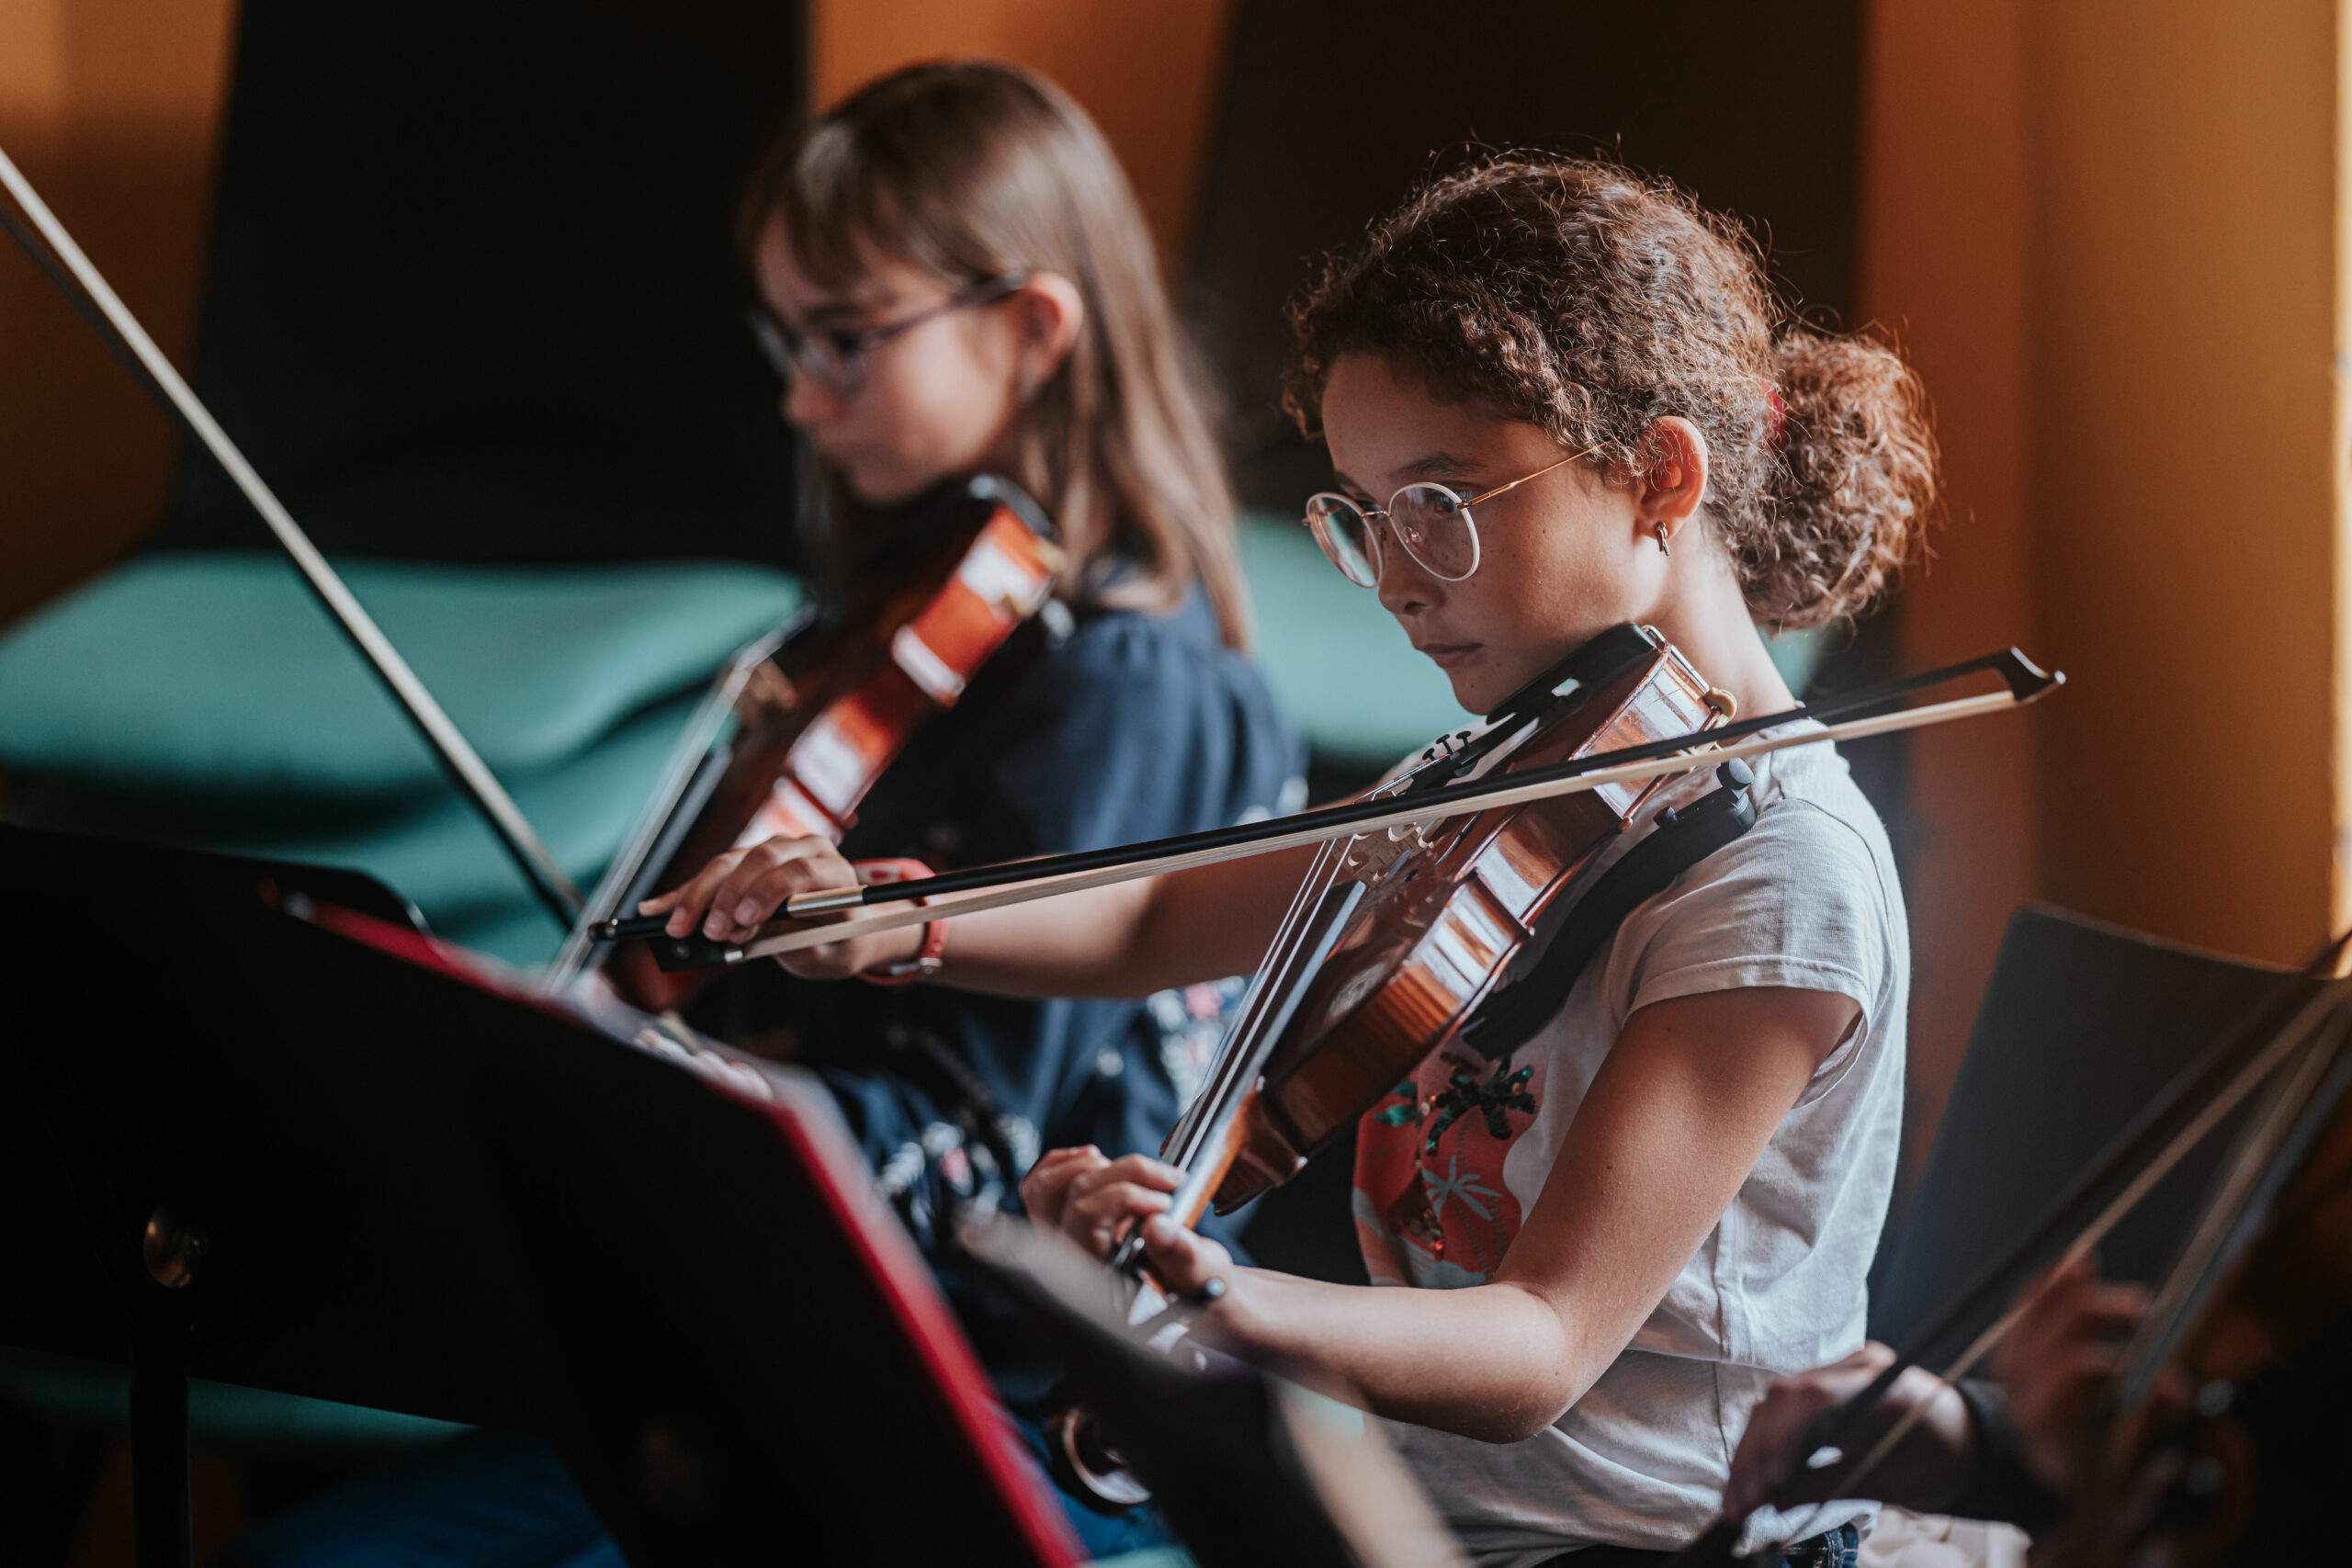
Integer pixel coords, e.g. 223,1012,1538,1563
1283,156,1938,630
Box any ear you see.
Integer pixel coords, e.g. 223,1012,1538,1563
1007,271,1086,398
1635,416,1711,548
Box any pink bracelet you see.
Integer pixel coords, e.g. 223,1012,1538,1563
851,858,947,986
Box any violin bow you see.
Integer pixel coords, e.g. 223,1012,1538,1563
0,144,582,929
1663,929,2352,1566
595,647,2062,967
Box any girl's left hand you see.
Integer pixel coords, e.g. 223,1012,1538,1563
1135,1212,1234,1300
1019,1146,1235,1295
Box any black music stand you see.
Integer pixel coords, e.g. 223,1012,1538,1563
0,825,1079,1568
1871,904,2292,1348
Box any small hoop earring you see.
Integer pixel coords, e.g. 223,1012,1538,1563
1656,527,1671,558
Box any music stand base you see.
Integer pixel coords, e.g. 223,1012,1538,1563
130,1314,191,1568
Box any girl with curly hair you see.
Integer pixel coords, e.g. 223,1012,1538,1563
669,152,1938,1564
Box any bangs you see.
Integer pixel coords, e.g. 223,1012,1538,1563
763,117,985,296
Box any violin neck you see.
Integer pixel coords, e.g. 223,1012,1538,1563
1156,847,1371,1226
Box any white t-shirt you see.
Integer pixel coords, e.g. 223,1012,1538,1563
1352,727,1908,1565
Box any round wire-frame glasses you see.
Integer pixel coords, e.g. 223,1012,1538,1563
1301,448,1592,588
746,273,1030,395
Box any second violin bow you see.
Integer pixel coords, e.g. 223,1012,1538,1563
0,144,582,929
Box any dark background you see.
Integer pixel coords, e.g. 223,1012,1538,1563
153,0,809,566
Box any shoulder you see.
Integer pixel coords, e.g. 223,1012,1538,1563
1613,738,1904,1019
1031,590,1290,727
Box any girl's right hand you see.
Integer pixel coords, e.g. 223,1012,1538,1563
1990,1257,2148,1495
636,836,923,980
1722,1343,1972,1518
1020,1146,1184,1259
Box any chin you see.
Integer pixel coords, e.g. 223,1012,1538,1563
840,469,927,508
1445,670,1500,717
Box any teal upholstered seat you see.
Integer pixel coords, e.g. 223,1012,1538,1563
0,553,803,966
0,554,802,799
0,1347,468,1453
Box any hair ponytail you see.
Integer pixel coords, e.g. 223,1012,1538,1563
1283,154,1939,632
1751,327,1939,628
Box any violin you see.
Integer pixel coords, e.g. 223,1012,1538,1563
2033,979,2352,1566
562,474,1064,1006
1146,623,1729,1224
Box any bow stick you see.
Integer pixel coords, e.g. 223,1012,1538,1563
596,647,2061,968
0,142,582,928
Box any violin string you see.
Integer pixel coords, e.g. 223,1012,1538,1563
1164,834,1347,1172
2099,1001,2352,1417
1109,835,1365,1280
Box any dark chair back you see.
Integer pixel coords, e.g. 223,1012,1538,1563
1871,904,2288,1348
157,0,807,566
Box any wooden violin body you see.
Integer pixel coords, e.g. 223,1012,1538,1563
1204,627,1724,1213
571,475,1061,1003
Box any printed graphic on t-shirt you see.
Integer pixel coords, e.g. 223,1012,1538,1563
1353,1048,1546,1287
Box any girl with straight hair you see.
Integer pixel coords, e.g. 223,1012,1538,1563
224,60,1295,1566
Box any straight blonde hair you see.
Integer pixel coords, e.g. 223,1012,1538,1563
743,60,1252,649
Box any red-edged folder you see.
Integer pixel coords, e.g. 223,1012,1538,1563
0,824,1080,1566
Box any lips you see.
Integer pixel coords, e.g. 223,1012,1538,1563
1415,641,1480,671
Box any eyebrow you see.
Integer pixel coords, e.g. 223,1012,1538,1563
780,278,902,331
1329,451,1488,495
1396,451,1487,479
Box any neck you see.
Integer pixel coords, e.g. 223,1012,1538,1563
1642,535,1799,719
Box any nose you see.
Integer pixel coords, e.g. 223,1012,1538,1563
783,372,845,429
1374,524,1441,616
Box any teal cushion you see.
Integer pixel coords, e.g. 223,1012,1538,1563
0,1348,468,1451
0,553,802,967
204,687,714,967
0,554,800,801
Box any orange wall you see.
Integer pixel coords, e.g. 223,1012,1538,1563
0,0,238,629
1866,0,2347,1168
2028,0,2341,964
1860,0,2039,1162
810,0,1236,266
